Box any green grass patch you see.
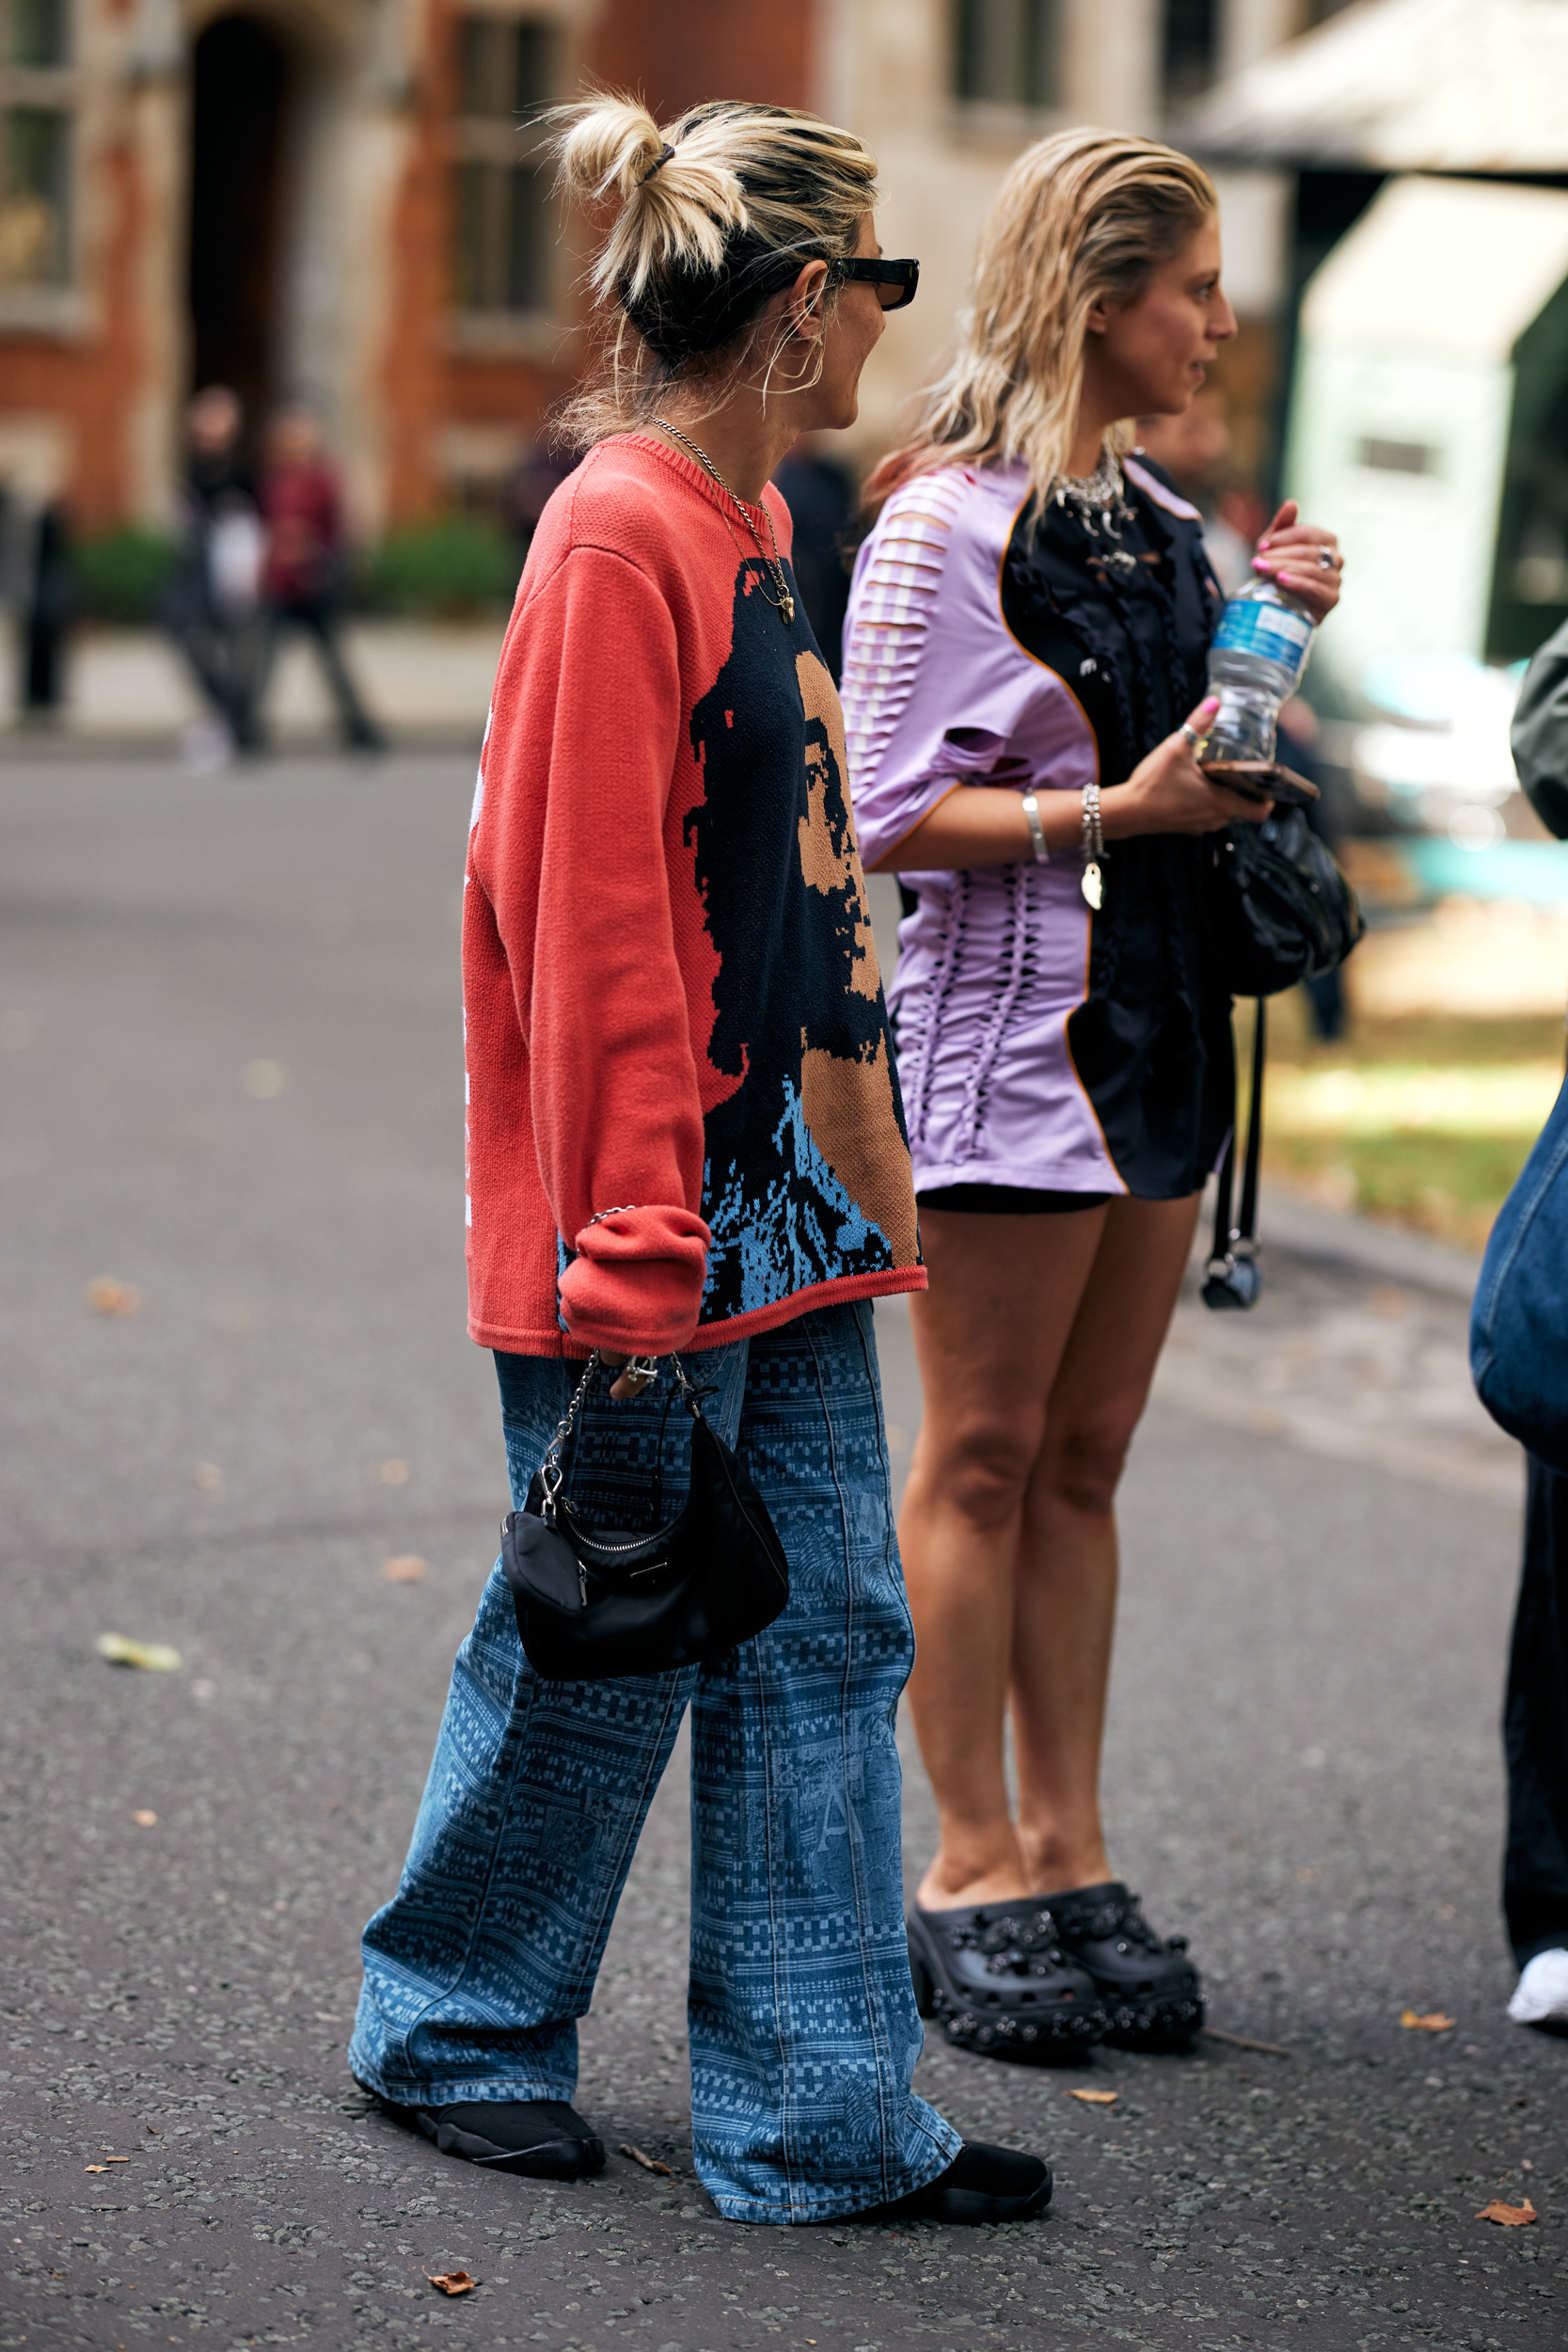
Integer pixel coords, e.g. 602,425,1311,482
1256,993,1565,1249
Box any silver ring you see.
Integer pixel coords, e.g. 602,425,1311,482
1180,723,1206,749
1317,547,1338,571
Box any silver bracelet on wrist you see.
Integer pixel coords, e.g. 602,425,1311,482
1020,789,1050,864
1080,783,1105,911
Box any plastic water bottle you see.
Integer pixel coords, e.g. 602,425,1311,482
1204,578,1316,764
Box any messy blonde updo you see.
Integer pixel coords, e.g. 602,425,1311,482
550,93,879,444
865,127,1215,516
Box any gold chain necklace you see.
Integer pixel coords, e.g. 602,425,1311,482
653,418,796,625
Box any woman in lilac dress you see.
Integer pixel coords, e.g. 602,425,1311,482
842,130,1343,2058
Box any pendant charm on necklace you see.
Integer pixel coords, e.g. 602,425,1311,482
1081,862,1103,912
780,593,795,625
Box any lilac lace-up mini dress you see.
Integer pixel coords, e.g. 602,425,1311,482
841,456,1234,1208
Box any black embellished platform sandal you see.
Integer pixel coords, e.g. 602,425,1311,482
1043,1882,1203,2051
907,1899,1105,2059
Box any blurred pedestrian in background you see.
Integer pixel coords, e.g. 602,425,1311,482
772,436,855,680
161,384,264,765
1493,616,1568,2030
503,441,580,569
20,501,74,720
253,403,384,754
1135,388,1257,595
348,91,1052,2231
843,129,1343,2064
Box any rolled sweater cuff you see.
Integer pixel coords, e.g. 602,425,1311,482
558,1205,711,1355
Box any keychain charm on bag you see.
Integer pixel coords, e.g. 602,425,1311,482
499,1352,790,1680
1080,781,1105,910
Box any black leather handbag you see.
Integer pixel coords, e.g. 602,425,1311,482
499,1356,790,1680
1206,803,1365,998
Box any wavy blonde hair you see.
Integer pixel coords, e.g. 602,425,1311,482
550,93,879,446
865,127,1216,515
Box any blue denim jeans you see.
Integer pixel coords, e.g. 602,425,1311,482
349,1301,959,2224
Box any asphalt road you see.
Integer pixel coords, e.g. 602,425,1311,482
1,751,1562,2352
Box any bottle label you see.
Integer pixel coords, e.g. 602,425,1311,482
1212,598,1313,675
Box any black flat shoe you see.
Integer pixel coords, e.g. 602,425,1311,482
908,1899,1104,2059
1044,1881,1203,2051
853,2141,1053,2226
361,2084,605,2178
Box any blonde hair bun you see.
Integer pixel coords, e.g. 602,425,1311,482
552,94,751,305
547,95,879,441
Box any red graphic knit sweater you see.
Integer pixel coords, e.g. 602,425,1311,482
463,433,924,1359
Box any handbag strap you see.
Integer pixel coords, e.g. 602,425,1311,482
539,1351,709,1525
1209,997,1266,1276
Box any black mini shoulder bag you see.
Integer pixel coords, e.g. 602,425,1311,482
499,1355,790,1680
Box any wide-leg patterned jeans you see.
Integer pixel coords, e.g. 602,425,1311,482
349,1301,960,2224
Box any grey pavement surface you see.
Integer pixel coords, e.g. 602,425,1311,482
1,751,1563,2352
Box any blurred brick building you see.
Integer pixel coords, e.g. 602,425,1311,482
0,0,1341,542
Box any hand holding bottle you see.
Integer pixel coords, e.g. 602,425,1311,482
1104,699,1272,838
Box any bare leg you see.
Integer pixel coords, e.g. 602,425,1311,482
902,1204,1109,1911
1010,1193,1201,1894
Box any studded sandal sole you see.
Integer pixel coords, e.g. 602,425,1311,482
908,1899,1106,2062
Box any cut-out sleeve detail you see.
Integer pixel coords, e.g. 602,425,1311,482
842,468,1098,874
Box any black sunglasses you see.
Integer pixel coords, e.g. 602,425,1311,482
832,257,920,311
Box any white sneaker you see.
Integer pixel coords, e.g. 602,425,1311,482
182,718,233,773
1507,1947,1568,2026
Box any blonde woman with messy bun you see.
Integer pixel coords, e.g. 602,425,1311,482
348,93,1054,2230
843,131,1344,2062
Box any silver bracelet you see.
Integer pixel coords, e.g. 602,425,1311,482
1080,783,1105,911
587,1204,637,1227
1020,790,1050,864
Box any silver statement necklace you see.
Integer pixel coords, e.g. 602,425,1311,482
1053,447,1137,572
654,418,796,625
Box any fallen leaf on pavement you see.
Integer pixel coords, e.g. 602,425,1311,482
427,2270,475,2295
1402,2010,1456,2031
103,2156,128,2164
87,1277,141,1316
619,2141,674,2174
191,1462,224,1492
84,2165,107,2174
383,1555,427,1582
96,1634,182,1673
379,1458,411,1486
130,1810,157,1828
1476,2198,1536,2227
1066,2089,1118,2105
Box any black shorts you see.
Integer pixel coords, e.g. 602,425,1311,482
915,1184,1114,1216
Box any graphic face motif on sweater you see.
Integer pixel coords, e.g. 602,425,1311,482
687,568,919,1318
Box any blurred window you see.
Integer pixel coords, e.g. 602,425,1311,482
451,15,556,318
1163,0,1218,102
954,0,1061,112
0,0,72,294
